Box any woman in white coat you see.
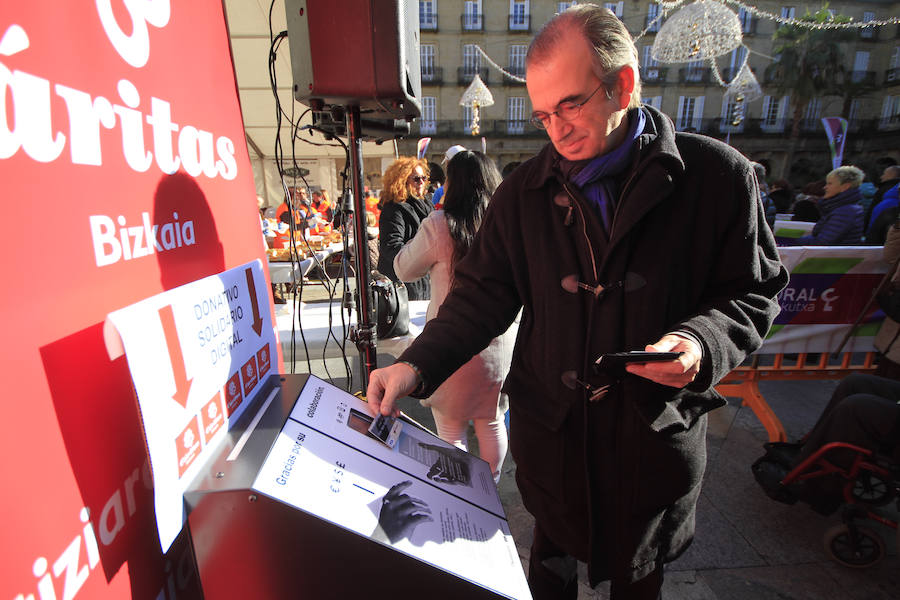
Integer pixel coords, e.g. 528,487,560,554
394,151,517,483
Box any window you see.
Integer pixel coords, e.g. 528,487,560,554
463,0,482,30
676,96,704,130
419,0,437,30
463,44,481,75
420,97,436,134
509,44,527,76
557,2,574,13
728,46,748,79
646,3,661,32
761,95,788,131
738,8,752,33
420,44,435,80
508,97,526,134
780,7,795,20
685,60,705,82
641,46,661,81
510,0,529,30
852,51,870,83
881,96,900,128
861,11,875,39
642,96,662,109
804,97,821,121
604,2,624,19
891,47,900,70
848,99,860,126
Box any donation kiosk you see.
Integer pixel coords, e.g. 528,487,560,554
184,374,530,599
105,261,531,599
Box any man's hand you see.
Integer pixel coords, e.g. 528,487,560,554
365,362,419,417
624,334,701,388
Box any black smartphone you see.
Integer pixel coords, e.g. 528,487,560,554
594,351,684,373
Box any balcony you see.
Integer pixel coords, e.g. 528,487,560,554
849,71,876,85
420,14,438,31
502,66,526,86
457,66,489,86
420,66,443,86
412,119,545,138
678,67,711,84
461,13,483,31
509,14,531,32
886,68,900,86
640,67,668,83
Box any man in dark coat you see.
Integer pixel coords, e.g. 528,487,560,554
366,5,787,598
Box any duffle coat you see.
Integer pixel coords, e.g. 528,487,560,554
398,106,787,584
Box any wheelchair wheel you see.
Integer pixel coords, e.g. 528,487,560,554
824,524,885,568
850,471,894,506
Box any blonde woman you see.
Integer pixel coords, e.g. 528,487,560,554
377,157,433,300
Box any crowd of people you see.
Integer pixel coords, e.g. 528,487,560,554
753,161,900,247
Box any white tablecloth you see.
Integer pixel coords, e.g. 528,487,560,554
276,299,430,361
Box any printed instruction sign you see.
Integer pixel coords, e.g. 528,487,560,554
252,376,531,600
104,259,277,552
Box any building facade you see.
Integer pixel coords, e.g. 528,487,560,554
399,0,900,184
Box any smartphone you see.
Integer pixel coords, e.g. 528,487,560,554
367,413,403,449
594,351,684,373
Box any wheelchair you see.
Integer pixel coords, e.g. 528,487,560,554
753,440,900,568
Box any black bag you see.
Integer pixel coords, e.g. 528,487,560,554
876,277,900,322
371,271,410,339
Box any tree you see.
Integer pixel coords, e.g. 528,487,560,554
764,6,855,178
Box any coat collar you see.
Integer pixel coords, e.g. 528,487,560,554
520,105,685,192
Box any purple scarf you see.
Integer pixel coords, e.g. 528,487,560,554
570,108,646,232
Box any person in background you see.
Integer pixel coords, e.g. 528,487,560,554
768,179,795,216
394,151,517,484
501,161,522,179
864,170,900,245
426,161,445,208
377,157,433,300
864,164,900,230
436,144,466,210
752,162,776,230
786,166,864,245
365,5,786,597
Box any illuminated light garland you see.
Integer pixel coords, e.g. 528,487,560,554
651,0,743,62
719,0,900,29
475,45,526,84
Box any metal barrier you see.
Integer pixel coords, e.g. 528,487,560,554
715,351,879,442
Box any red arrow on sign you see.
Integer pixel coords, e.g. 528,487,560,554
159,304,192,408
245,267,264,336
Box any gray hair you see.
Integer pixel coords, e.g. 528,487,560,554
828,165,865,188
526,4,642,109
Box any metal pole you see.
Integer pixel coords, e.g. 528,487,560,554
346,105,377,388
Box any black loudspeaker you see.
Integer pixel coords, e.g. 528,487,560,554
284,0,421,123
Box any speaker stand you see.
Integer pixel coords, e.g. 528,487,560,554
346,104,377,389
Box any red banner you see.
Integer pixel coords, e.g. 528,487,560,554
0,2,279,598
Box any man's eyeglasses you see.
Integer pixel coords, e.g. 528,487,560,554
409,175,429,184
530,82,608,130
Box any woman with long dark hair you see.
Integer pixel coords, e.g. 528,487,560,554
394,151,517,483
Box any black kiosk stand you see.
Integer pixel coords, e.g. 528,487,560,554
184,374,531,599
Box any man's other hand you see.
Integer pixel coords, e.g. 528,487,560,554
624,334,701,388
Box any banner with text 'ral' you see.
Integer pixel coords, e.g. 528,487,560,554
105,260,276,552
761,246,888,354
